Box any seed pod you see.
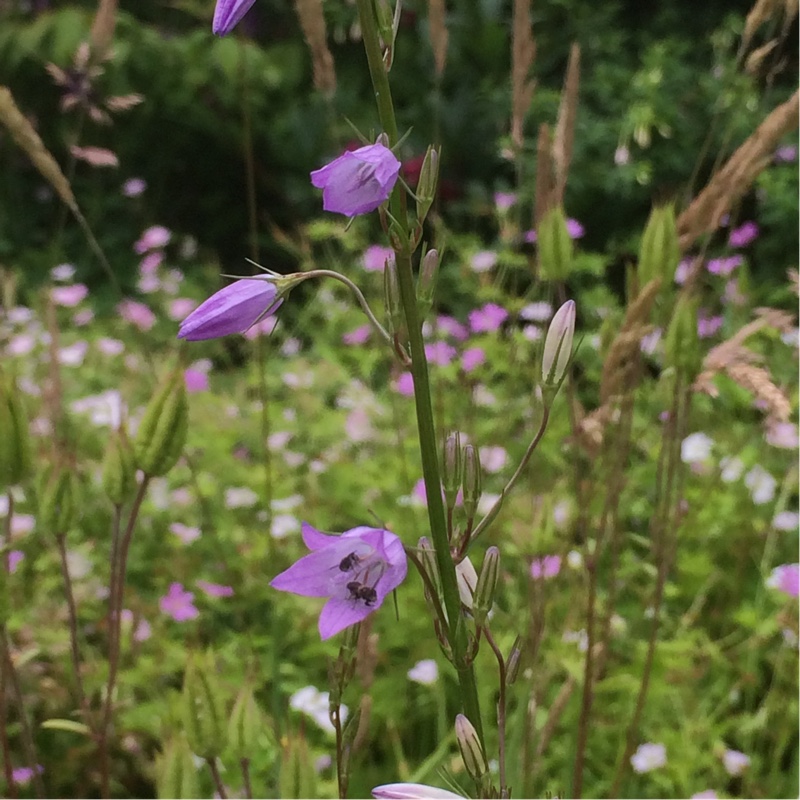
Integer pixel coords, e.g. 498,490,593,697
182,653,227,760
228,684,270,762
279,734,317,800
101,425,137,506
461,445,481,522
473,546,500,626
664,295,701,377
537,206,573,281
155,735,199,800
638,204,680,286
134,368,188,477
542,299,576,387
416,146,440,223
0,371,32,490
441,432,462,512
416,247,439,320
38,467,79,534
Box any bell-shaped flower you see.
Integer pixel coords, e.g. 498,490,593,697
270,523,407,640
178,278,282,341
310,143,401,217
372,784,464,799
212,0,257,36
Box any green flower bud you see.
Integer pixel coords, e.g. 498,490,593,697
664,295,701,377
416,247,439,320
455,713,489,782
101,426,137,506
638,203,680,286
182,653,227,761
0,371,32,490
441,432,461,512
383,257,407,341
418,536,440,589
416,146,440,223
537,206,573,281
228,684,270,762
134,368,188,477
375,0,394,46
461,445,481,522
473,546,500,626
155,735,199,800
38,467,79,534
506,635,522,685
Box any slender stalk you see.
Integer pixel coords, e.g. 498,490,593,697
483,628,508,795
332,704,348,799
609,375,689,797
55,532,87,717
1,630,44,798
206,758,228,799
99,478,150,798
0,535,16,800
353,0,483,741
240,758,253,800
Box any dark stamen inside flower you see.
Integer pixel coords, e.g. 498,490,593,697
340,556,386,606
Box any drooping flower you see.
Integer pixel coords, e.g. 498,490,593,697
311,143,401,217
212,0,257,35
178,279,281,341
630,742,667,773
372,783,464,799
270,522,407,639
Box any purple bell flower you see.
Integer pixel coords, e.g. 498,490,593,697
310,143,401,217
270,522,407,639
178,278,281,341
212,0,257,36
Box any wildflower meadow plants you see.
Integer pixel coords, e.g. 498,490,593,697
0,1,797,799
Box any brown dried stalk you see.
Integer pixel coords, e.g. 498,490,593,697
552,43,580,205
599,278,662,403
90,0,118,62
743,0,782,48
510,0,536,151
428,0,448,77
294,0,336,96
694,307,795,420
676,89,799,249
533,122,553,228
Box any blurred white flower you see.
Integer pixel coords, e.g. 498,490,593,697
289,686,346,734
630,742,666,773
681,432,713,464
224,487,259,508
407,659,438,685
722,749,750,776
744,466,776,505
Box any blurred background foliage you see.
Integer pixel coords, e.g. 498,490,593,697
0,0,797,293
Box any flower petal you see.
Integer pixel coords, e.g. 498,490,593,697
212,0,257,35
319,596,374,640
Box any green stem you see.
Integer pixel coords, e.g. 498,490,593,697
353,0,483,742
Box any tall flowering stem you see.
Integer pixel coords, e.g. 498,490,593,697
353,0,484,742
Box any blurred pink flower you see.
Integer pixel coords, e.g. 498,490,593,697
122,178,147,197
480,445,508,473
169,522,201,544
134,225,171,254
767,564,799,597
138,274,161,294
524,218,584,243
8,550,24,574
243,315,278,339
139,251,164,275
118,299,156,331
51,284,88,307
70,145,118,167
168,298,198,321
184,368,209,393
494,191,517,210
774,144,797,163
722,749,750,776
530,555,561,579
51,263,76,282
343,324,371,345
765,420,797,449
394,372,414,396
11,766,43,786
436,315,469,341
630,742,666,773
363,245,395,272
73,309,94,326
461,347,485,373
470,250,497,273
196,580,234,598
97,337,124,356
707,255,742,275
728,221,759,248
697,313,723,338
469,303,508,333
159,583,199,621
425,341,456,366
674,258,692,285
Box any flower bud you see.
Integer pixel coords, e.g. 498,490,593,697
455,556,477,609
383,257,407,341
38,466,79,534
134,368,188,477
537,206,573,281
506,635,522,685
416,146,440,223
0,371,32,490
455,713,488,782
441,432,462,513
542,299,576,388
664,295,701,377
418,536,440,589
228,684,269,762
416,247,439,320
638,203,680,286
182,653,227,760
155,735,199,800
472,546,500,626
101,426,137,506
461,445,481,522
